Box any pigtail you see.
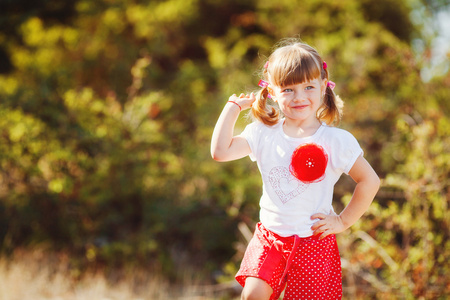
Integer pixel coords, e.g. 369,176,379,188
317,85,343,126
315,60,343,126
251,86,280,126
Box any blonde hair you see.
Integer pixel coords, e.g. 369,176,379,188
251,39,343,126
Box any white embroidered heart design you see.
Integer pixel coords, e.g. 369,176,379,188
269,166,309,204
279,177,300,194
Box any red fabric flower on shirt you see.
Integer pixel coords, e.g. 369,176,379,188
290,143,328,184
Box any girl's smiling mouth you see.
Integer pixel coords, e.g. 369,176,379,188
292,104,308,109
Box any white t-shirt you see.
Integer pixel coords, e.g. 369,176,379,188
240,120,363,237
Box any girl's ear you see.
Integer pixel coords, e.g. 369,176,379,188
321,80,327,98
322,79,328,91
268,86,276,101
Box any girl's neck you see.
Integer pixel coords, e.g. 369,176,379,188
282,118,322,138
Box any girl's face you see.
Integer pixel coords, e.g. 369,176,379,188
271,77,326,125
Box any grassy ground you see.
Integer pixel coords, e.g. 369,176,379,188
0,249,241,300
0,246,423,300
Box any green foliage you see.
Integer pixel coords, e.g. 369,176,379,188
0,0,449,297
341,112,450,298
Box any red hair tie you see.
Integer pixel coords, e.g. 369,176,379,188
258,79,269,88
258,79,272,98
327,81,336,90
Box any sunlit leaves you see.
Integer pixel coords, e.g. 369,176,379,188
352,114,450,297
126,0,199,39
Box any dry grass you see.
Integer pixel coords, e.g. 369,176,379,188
0,241,416,300
0,249,240,300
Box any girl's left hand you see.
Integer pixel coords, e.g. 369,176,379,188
310,210,346,239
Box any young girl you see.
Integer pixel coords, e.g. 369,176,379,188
211,39,380,300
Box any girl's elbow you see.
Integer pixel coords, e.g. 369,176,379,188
211,149,226,161
358,171,381,194
211,148,237,162
211,152,222,161
211,149,219,161
365,165,381,190
371,173,381,192
372,169,381,185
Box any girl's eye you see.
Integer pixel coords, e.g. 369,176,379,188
282,88,293,92
305,86,314,90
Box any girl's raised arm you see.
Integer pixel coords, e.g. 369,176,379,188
211,93,255,162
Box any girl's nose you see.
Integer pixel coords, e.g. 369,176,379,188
293,90,306,101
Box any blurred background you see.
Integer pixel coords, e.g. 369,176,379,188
0,0,449,299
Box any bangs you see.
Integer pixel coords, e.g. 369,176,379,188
269,47,321,87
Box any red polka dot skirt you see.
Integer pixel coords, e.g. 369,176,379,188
236,222,342,299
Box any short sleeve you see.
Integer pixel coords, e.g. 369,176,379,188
329,129,364,175
239,122,261,162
